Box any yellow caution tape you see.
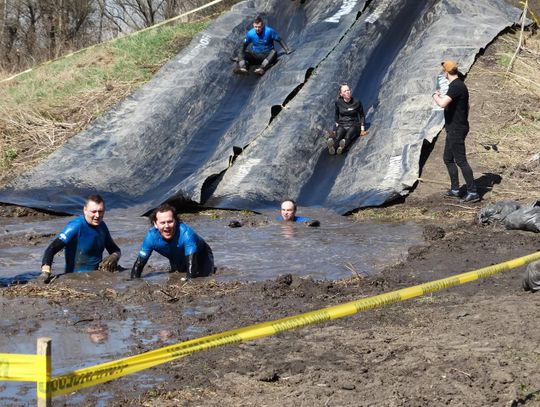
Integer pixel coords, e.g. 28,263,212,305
0,354,43,382
47,250,540,397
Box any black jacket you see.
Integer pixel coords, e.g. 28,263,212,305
335,96,365,127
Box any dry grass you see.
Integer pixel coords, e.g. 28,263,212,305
1,284,98,300
467,31,540,198
0,81,136,184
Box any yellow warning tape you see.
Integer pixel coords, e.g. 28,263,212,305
44,250,540,397
0,0,226,84
0,354,43,382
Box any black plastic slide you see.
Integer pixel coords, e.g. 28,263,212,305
0,0,521,214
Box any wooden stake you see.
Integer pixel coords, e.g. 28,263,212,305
37,337,51,407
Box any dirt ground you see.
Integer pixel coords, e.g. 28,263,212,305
1,14,540,407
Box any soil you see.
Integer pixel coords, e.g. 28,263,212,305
1,13,540,407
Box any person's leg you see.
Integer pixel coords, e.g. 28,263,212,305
254,50,276,75
443,135,460,192
236,47,248,72
331,126,347,154
452,133,477,194
342,125,359,150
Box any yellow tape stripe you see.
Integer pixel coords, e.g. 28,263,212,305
0,0,226,84
0,354,42,382
49,250,540,396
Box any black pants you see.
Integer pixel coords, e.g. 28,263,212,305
332,124,359,150
239,49,277,69
443,130,476,193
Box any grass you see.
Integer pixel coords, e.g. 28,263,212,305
0,20,209,184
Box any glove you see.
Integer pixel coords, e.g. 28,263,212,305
186,253,198,280
360,130,368,137
98,253,120,272
306,220,320,227
38,265,53,284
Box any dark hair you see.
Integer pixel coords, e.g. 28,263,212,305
149,203,180,226
85,194,104,207
253,15,264,24
281,199,297,212
338,83,351,96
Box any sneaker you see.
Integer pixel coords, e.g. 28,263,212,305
336,139,346,155
461,192,480,203
444,189,461,198
254,67,265,75
234,66,248,75
327,138,335,155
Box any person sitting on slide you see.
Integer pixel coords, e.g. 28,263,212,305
236,16,291,76
328,83,367,155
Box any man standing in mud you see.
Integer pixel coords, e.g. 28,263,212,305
432,60,479,203
130,203,214,280
39,194,121,283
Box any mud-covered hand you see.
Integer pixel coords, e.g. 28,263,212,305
306,220,320,227
38,265,53,284
360,130,368,137
99,252,120,272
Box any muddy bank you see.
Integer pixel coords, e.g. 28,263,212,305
1,216,539,406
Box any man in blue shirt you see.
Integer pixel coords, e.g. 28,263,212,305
235,16,291,76
39,194,121,283
278,199,319,226
130,203,214,280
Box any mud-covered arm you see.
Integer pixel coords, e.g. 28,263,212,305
130,255,149,279
104,237,121,259
357,102,366,129
278,39,291,54
41,238,66,271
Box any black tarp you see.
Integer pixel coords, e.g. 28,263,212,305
0,0,521,214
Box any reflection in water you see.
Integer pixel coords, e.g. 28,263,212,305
280,223,296,239
87,324,109,344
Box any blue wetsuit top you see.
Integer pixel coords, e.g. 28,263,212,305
58,216,116,273
244,26,281,54
276,215,312,223
138,223,200,269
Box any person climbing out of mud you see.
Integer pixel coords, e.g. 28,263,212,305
277,199,320,227
432,60,479,203
39,194,121,284
235,15,292,76
130,203,215,280
328,83,367,155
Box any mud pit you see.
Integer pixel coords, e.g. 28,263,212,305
1,207,539,406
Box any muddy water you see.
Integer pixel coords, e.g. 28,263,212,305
0,208,422,285
0,208,422,405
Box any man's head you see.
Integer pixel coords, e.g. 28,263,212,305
83,194,105,226
150,203,179,241
253,16,264,34
280,199,297,221
441,60,458,77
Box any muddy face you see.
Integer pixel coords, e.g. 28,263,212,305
154,210,177,241
83,201,105,226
